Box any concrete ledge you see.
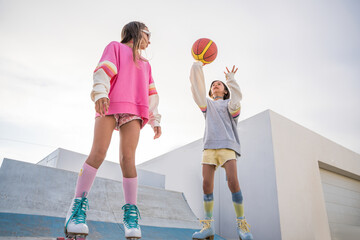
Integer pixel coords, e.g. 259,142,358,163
0,159,197,229
318,161,360,181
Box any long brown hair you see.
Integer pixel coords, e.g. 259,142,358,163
208,80,230,100
120,21,147,62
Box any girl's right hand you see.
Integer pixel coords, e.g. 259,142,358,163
224,65,238,76
95,97,110,117
153,126,162,139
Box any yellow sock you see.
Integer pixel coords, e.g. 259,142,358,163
232,190,244,218
204,193,214,218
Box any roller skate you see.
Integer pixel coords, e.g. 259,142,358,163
192,218,215,240
122,203,141,239
237,216,253,240
63,193,89,240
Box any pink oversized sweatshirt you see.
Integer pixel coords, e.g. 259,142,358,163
91,41,161,128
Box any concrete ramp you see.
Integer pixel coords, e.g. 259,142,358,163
0,159,225,239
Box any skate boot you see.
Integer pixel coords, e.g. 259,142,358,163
192,218,215,240
122,204,141,239
64,193,89,239
237,216,253,240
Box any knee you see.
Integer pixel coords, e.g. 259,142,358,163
227,176,239,192
120,154,135,166
120,154,137,178
89,148,107,161
86,148,107,169
203,179,214,194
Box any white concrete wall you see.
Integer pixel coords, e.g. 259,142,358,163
37,148,59,167
137,140,205,220
269,110,360,240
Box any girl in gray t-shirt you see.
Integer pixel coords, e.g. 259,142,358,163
190,62,253,240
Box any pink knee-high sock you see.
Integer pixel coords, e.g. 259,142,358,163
123,177,138,205
75,162,97,198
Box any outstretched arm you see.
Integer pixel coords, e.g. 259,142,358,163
190,61,207,116
225,66,242,121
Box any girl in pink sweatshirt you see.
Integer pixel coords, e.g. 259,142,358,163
64,21,161,240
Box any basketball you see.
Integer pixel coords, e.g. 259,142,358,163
191,38,218,64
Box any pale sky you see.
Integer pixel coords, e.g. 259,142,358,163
1,0,359,167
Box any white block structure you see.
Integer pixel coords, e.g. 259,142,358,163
37,148,165,189
138,110,360,240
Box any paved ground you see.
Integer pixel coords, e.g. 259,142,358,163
0,213,226,240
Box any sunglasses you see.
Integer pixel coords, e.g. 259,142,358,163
142,29,151,40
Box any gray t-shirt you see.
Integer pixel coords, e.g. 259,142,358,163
203,98,241,156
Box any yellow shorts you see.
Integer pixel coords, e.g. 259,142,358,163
202,149,237,168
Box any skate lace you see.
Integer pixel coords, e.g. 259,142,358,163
122,204,141,229
237,218,251,233
199,219,213,233
65,194,89,228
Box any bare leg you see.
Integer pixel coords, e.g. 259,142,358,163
119,120,141,178
223,159,241,193
85,116,116,169
67,116,115,236
119,120,142,239
202,164,216,194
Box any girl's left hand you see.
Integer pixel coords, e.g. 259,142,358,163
224,65,238,76
154,126,162,139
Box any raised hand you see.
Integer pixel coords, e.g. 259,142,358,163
224,65,238,76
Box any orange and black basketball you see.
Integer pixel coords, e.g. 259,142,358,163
191,38,218,64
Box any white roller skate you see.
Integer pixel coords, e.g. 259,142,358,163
64,193,89,240
122,203,141,239
237,216,253,240
192,218,215,240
